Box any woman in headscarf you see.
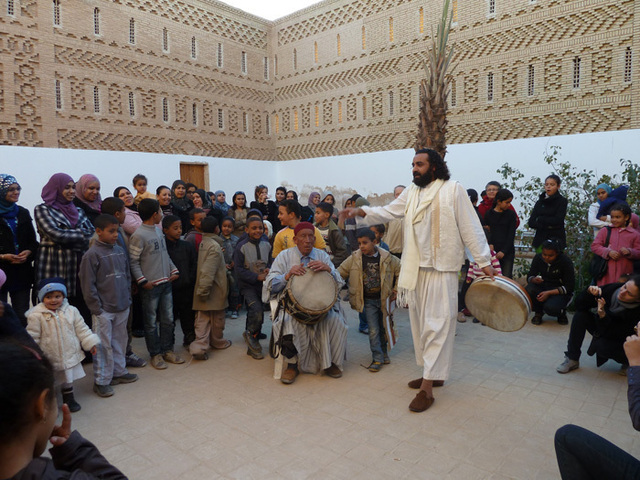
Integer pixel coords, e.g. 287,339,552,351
113,186,142,239
301,191,320,223
322,190,339,222
0,174,38,325
34,173,94,320
214,190,231,215
170,180,191,233
193,189,223,226
588,183,613,238
73,174,102,225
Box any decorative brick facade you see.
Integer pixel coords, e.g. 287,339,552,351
0,0,637,160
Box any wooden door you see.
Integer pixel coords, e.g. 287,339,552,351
179,163,208,190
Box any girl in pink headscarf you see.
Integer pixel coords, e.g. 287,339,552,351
34,174,94,317
73,174,102,225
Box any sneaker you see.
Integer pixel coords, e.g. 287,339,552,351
531,314,543,325
368,362,382,372
472,318,480,324
150,354,168,370
93,383,115,397
556,356,579,374
383,353,390,365
462,308,472,316
163,351,185,364
457,312,467,323
557,313,569,325
243,330,262,353
110,373,139,385
126,352,147,368
231,311,239,319
258,333,267,340
246,347,264,360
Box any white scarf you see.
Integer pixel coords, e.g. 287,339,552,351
397,179,444,306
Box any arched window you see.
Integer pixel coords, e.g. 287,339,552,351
128,92,135,116
93,86,100,113
362,97,367,119
362,26,366,50
162,28,169,52
55,80,62,110
93,8,100,35
191,37,197,59
217,43,223,68
275,114,280,133
419,7,424,34
314,42,318,63
624,47,633,83
192,103,197,125
162,97,169,122
389,91,394,115
293,49,297,70
389,17,394,42
294,110,299,131
53,0,61,26
337,34,341,56
7,0,14,16
129,18,135,44
314,105,319,127
338,102,343,123
241,51,247,74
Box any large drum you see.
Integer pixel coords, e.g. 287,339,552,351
282,268,339,325
466,275,532,332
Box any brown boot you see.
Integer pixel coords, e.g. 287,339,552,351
281,364,299,384
409,390,435,412
408,378,444,389
324,363,342,378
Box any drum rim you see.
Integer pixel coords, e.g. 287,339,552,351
285,268,338,316
471,275,532,311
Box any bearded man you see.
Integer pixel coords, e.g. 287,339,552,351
343,148,494,412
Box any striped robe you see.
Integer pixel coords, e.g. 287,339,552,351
267,246,347,374
34,204,94,297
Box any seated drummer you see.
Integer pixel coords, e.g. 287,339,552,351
266,222,347,385
525,239,575,326
557,275,640,375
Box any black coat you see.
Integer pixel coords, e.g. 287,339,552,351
165,237,197,292
0,206,39,291
527,191,567,248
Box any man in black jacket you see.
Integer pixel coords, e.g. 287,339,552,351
557,275,640,373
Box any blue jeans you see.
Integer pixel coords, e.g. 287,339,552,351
139,282,175,357
555,424,640,479
364,298,386,363
241,286,263,335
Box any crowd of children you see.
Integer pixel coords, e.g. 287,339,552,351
2,169,640,414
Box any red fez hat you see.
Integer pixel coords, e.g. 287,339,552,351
294,221,315,236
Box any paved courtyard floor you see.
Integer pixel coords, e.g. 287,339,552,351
65,303,638,479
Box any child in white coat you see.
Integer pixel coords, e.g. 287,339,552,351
26,277,99,413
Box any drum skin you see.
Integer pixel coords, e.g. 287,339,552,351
466,275,532,332
285,268,338,322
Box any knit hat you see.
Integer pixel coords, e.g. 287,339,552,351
37,277,67,302
294,221,315,236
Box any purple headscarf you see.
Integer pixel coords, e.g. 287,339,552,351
76,174,102,211
307,191,321,212
41,173,79,227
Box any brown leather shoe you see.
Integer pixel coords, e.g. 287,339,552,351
324,363,342,378
409,391,435,412
408,378,445,389
281,365,299,385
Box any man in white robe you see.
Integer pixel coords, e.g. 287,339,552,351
343,148,495,412
266,222,347,384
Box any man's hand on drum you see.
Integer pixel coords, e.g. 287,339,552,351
285,264,307,281
481,265,496,279
307,260,331,272
624,323,640,366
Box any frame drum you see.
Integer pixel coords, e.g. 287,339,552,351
283,268,338,325
466,275,532,332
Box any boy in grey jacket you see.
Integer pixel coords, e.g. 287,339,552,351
79,214,137,398
129,199,184,370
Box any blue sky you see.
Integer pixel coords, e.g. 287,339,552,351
220,0,321,20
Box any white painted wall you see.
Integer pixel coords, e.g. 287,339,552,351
1,128,637,216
